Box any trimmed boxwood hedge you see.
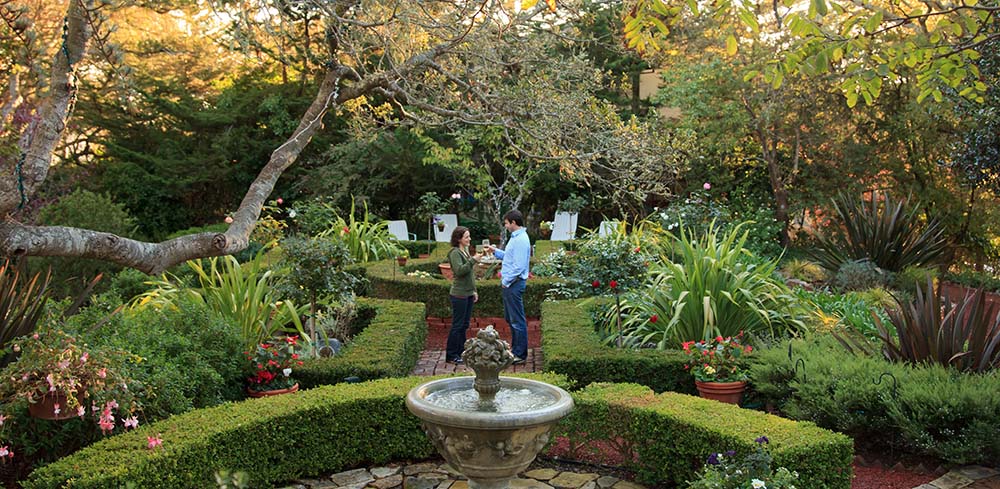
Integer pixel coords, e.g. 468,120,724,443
295,297,427,388
24,375,849,489
541,299,693,393
558,383,853,489
362,243,558,317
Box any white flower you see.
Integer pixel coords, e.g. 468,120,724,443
283,368,292,377
288,209,297,218
751,479,766,489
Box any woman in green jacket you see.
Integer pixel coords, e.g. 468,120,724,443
446,226,479,363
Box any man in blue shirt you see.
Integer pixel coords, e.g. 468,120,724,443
486,210,531,364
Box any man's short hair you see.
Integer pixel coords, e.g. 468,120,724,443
503,210,524,227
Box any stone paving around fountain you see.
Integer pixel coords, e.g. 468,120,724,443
278,459,647,489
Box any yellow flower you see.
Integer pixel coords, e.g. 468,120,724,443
704,366,716,375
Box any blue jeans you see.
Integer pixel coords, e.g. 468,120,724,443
501,278,528,359
447,295,475,361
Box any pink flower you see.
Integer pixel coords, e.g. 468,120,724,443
224,216,234,224
97,368,107,378
77,406,86,417
80,352,89,364
124,416,139,429
0,414,7,426
276,197,284,204
57,359,70,369
106,400,119,410
342,226,350,234
53,403,61,416
32,333,39,339
99,417,115,434
0,446,9,458
703,182,711,190
147,435,163,449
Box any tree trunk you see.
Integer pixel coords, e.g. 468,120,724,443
1,0,92,216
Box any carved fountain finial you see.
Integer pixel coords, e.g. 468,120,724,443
461,325,515,402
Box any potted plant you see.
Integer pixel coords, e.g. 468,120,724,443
682,333,752,405
245,336,303,398
397,250,409,267
416,193,447,253
539,221,552,239
1,328,138,422
439,262,454,280
434,216,446,232
557,194,586,216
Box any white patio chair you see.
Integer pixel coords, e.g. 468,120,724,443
386,220,416,241
598,220,618,237
550,211,578,241
432,214,458,242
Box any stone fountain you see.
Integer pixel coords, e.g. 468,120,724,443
406,326,575,489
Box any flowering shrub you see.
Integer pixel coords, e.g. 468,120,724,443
246,336,302,392
682,333,752,382
687,436,800,489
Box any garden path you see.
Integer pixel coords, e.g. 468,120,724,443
412,317,543,375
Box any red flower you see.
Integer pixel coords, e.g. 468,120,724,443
291,353,299,360
592,280,601,287
343,226,350,234
634,246,641,252
260,343,270,349
609,280,618,289
716,336,724,343
745,346,753,353
650,314,658,323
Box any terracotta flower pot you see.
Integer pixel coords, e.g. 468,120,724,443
397,257,408,266
540,229,551,239
247,383,299,398
439,263,454,280
418,253,431,259
28,387,85,420
695,380,747,405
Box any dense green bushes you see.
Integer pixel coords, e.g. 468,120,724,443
558,383,853,489
541,300,694,393
752,336,1000,465
295,298,427,387
67,296,246,419
24,375,849,489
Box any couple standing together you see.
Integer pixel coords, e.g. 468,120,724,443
445,210,530,365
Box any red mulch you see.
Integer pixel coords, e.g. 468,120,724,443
545,436,937,489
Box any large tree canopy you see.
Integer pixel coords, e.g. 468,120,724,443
0,0,678,273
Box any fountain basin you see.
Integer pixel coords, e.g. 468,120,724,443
406,376,574,487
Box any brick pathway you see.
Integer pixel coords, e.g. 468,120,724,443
916,466,1000,489
411,317,543,375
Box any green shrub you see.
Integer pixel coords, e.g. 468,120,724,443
944,268,1000,293
795,289,892,338
541,235,652,300
24,375,848,489
542,300,694,393
893,265,939,295
0,260,49,367
106,268,156,303
615,223,806,348
295,298,427,387
557,383,852,488
832,259,893,291
809,192,949,273
780,258,826,283
32,189,140,298
65,296,247,419
752,336,1000,465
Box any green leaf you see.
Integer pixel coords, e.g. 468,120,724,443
864,12,883,34
650,17,671,35
846,91,859,107
917,88,933,103
686,0,700,15
743,70,759,81
813,0,829,16
726,35,738,55
771,70,784,89
932,89,943,102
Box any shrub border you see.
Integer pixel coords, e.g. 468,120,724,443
295,297,427,388
541,299,693,394
25,376,850,489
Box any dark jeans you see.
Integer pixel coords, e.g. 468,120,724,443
447,295,475,361
501,278,528,359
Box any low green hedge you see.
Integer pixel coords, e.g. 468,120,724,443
25,376,850,489
295,297,427,388
363,244,557,317
558,383,853,488
752,336,1000,465
541,300,693,393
